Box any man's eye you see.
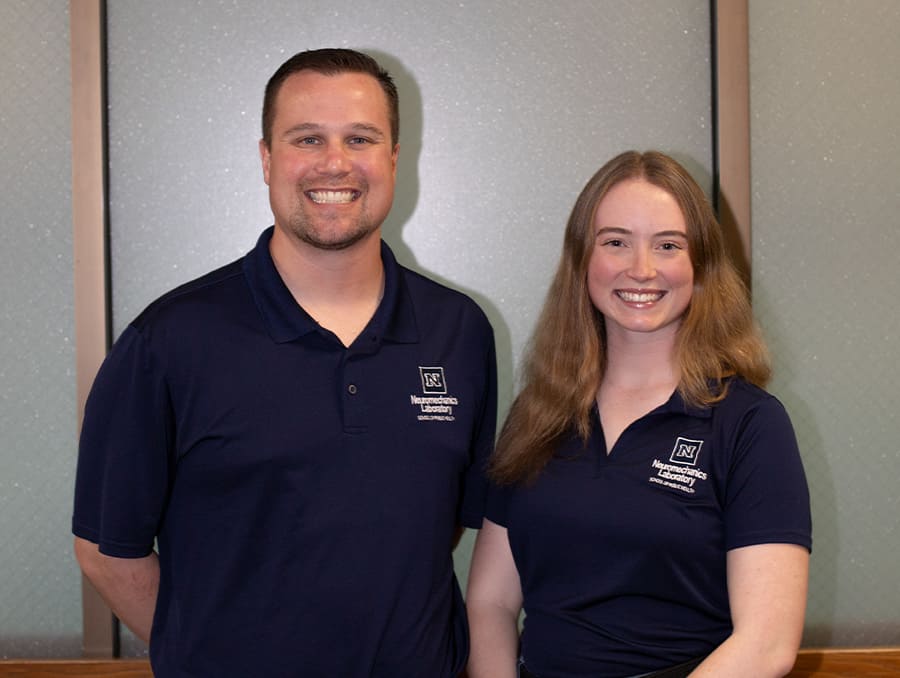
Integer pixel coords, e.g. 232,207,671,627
348,137,371,145
295,137,319,145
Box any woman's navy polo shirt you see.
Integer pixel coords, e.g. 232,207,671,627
73,227,497,677
487,380,811,678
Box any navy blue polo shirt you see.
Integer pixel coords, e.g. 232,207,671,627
487,380,810,678
73,227,497,678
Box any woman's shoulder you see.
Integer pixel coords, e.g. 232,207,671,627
718,377,790,421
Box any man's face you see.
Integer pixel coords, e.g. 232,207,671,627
260,70,398,252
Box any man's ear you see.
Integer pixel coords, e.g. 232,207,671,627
259,138,271,185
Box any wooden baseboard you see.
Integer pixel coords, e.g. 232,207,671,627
0,649,898,677
788,648,900,677
0,660,151,677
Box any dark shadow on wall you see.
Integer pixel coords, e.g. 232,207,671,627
670,151,750,289
365,49,515,418
715,194,750,289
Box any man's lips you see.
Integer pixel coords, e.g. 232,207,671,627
305,189,360,204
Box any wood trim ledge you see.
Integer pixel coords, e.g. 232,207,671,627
70,0,114,658
3,649,900,677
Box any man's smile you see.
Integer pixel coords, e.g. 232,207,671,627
305,189,360,204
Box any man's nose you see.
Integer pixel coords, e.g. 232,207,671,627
318,142,352,174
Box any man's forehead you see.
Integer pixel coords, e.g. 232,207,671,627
275,71,388,114
280,69,382,95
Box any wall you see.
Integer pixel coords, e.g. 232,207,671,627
12,0,898,659
749,0,900,645
0,0,81,658
102,0,712,655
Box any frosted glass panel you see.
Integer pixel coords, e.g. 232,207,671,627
750,1,900,645
0,0,81,659
106,0,711,654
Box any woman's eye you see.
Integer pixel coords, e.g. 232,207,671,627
602,239,624,247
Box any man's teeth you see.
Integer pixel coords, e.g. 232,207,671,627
618,291,663,303
307,190,357,204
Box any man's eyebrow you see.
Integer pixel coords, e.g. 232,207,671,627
279,122,387,139
346,122,387,137
280,122,319,137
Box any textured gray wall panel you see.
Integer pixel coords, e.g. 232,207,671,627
0,0,80,658
106,0,712,654
750,0,900,646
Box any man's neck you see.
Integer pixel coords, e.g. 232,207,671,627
269,226,386,347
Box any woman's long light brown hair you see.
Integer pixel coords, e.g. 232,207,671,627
490,151,770,485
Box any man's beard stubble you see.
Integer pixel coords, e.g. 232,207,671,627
287,185,379,252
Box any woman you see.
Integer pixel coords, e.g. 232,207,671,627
466,151,811,678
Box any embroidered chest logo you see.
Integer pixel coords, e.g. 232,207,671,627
670,437,702,466
410,366,459,422
420,367,447,393
648,437,708,494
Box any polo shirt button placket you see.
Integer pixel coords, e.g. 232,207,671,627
342,361,366,431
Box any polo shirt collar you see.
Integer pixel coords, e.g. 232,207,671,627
370,239,419,345
243,227,419,345
658,388,714,420
589,387,713,442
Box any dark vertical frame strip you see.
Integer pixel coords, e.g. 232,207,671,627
712,0,752,285
70,0,115,658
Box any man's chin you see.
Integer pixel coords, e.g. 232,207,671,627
297,225,378,252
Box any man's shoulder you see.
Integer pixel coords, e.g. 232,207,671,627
131,257,247,332
397,264,489,321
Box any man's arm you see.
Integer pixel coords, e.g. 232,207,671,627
688,542,809,677
74,536,160,643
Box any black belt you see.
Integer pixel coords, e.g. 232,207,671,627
519,656,705,678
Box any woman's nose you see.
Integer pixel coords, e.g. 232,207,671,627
627,248,655,280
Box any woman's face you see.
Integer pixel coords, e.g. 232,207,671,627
587,178,694,343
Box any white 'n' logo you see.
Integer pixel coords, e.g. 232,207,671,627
419,366,447,394
669,437,703,466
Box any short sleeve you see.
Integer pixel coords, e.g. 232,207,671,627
484,479,512,528
724,395,812,552
72,325,173,558
457,326,498,529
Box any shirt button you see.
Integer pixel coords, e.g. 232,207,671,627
347,384,358,395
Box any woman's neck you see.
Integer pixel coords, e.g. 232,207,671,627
602,325,679,392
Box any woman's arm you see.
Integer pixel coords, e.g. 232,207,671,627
689,542,809,677
466,518,523,678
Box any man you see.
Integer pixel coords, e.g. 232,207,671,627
73,48,497,677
